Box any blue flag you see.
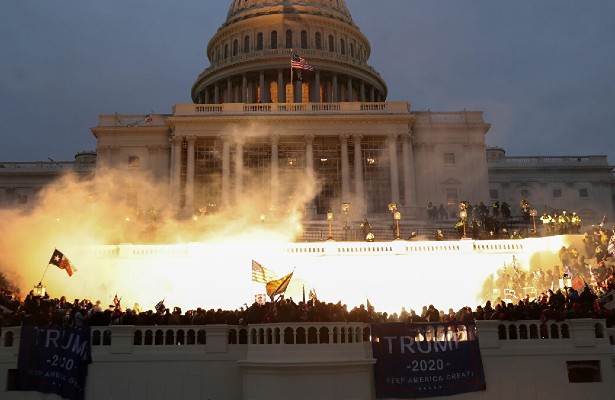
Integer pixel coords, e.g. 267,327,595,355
18,326,92,400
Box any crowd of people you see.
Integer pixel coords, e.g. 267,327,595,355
0,207,613,331
427,199,588,240
0,262,613,331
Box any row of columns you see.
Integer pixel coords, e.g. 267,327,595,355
170,133,417,213
198,69,382,104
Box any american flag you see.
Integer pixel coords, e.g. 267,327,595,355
291,51,314,71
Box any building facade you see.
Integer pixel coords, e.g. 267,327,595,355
0,0,613,226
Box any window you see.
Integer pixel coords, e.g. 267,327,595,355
271,31,278,49
446,188,458,205
128,156,140,168
243,35,250,53
285,29,293,49
224,44,229,59
553,189,562,198
315,32,322,49
489,189,499,200
443,152,455,165
301,30,308,49
233,39,239,56
579,188,588,198
256,32,263,50
340,38,345,55
567,360,601,383
328,35,334,52
350,43,354,58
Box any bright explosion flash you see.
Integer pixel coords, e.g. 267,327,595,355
0,170,580,315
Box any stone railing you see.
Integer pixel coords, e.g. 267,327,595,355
172,101,410,116
413,111,487,126
0,161,95,172
1,320,610,355
488,155,610,167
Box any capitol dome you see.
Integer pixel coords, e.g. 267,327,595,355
191,0,387,104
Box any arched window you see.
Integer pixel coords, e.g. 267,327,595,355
233,39,239,56
285,29,293,49
257,32,263,50
244,35,250,53
340,38,346,55
224,44,229,59
271,30,278,49
301,30,308,49
315,32,322,50
350,43,354,58
215,46,220,61
328,34,334,52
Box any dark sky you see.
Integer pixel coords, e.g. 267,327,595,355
1,0,614,163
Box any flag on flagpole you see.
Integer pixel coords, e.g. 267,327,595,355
252,259,276,283
266,271,294,300
155,299,166,313
48,249,76,277
309,288,318,302
291,49,314,81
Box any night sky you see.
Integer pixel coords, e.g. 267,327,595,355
1,0,614,163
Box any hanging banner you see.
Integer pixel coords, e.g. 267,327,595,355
18,326,92,400
371,322,486,398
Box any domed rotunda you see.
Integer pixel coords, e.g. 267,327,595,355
191,0,388,104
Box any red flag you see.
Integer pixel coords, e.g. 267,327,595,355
49,249,76,277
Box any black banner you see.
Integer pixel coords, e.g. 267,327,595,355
18,326,92,400
372,322,486,398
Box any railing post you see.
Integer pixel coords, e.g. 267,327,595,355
108,325,135,354
206,325,229,353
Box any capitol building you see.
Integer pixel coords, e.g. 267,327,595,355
0,0,613,227
1,2,615,399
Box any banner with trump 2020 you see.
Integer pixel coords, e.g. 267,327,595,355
18,326,92,400
371,322,486,398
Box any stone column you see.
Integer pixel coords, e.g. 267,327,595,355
340,134,350,202
260,70,267,103
214,84,220,104
332,73,338,102
347,77,353,102
270,134,280,208
234,141,243,206
204,87,210,104
369,87,375,102
294,80,302,103
401,133,417,206
277,69,285,103
185,136,196,213
171,136,183,209
313,70,321,102
305,134,316,216
388,133,400,203
353,134,364,199
305,134,315,179
242,74,248,103
221,136,231,208
360,81,366,102
226,78,233,103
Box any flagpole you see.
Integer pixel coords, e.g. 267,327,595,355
290,49,294,86
39,264,50,286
